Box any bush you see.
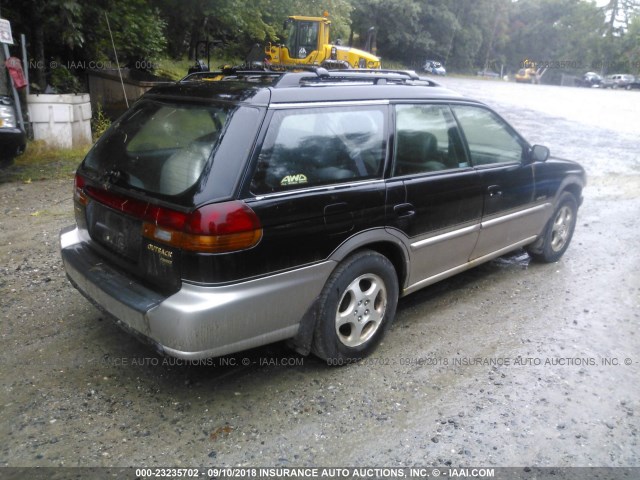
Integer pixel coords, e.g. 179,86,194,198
91,103,112,141
50,66,82,94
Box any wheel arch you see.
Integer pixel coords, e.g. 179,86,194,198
328,229,410,289
560,181,583,207
288,229,409,356
548,171,585,209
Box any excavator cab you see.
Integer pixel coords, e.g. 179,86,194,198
283,18,323,59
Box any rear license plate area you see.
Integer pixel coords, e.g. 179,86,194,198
88,202,142,262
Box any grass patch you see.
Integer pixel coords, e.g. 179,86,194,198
0,141,89,185
154,57,194,81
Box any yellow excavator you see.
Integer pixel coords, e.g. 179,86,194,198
264,13,381,69
186,12,381,78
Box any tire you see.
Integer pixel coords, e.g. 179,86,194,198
528,192,578,263
312,250,399,363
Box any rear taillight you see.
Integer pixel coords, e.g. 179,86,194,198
80,177,262,253
74,174,88,206
142,201,263,253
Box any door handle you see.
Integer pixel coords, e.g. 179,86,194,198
487,185,503,197
394,203,416,218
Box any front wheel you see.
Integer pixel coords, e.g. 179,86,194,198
312,250,399,363
528,192,578,263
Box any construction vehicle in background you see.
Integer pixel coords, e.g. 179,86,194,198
187,12,381,76
264,13,381,69
514,59,548,84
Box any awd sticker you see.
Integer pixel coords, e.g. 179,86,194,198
280,174,308,186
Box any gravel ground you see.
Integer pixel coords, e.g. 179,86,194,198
0,78,638,469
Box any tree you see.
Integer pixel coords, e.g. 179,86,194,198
504,0,605,79
603,0,640,35
82,0,166,67
600,0,640,73
3,0,166,88
154,0,353,61
351,0,443,67
2,0,84,88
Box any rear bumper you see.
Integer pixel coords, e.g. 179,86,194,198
60,225,334,359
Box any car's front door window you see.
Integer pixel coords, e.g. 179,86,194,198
452,105,524,166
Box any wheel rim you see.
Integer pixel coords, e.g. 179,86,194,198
550,205,573,252
335,273,387,348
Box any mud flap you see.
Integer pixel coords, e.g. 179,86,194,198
286,298,321,356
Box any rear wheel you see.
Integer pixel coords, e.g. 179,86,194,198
528,192,578,263
312,250,399,363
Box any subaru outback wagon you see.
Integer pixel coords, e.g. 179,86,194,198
60,69,586,362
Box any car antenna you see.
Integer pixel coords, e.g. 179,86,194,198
105,12,129,109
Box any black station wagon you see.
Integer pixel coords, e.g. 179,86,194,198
60,69,586,362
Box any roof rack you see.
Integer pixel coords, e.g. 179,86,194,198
180,63,328,83
272,68,439,88
181,67,440,88
181,69,282,83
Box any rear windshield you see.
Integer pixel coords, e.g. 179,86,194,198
84,99,232,196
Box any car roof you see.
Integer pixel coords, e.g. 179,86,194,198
145,68,468,107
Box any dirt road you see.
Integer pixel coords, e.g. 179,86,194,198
1,78,638,469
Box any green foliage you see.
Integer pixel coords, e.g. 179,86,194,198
50,65,82,94
154,0,353,61
505,0,604,72
5,0,640,87
91,104,112,141
83,0,167,66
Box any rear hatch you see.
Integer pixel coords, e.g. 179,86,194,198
75,98,235,294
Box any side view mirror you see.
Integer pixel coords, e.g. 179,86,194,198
530,144,550,163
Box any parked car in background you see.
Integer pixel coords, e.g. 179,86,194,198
0,95,26,168
477,70,501,79
601,74,634,89
423,60,446,76
625,77,640,90
60,68,586,363
575,71,602,87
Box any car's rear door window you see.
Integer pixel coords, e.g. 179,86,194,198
394,104,467,175
250,106,386,195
